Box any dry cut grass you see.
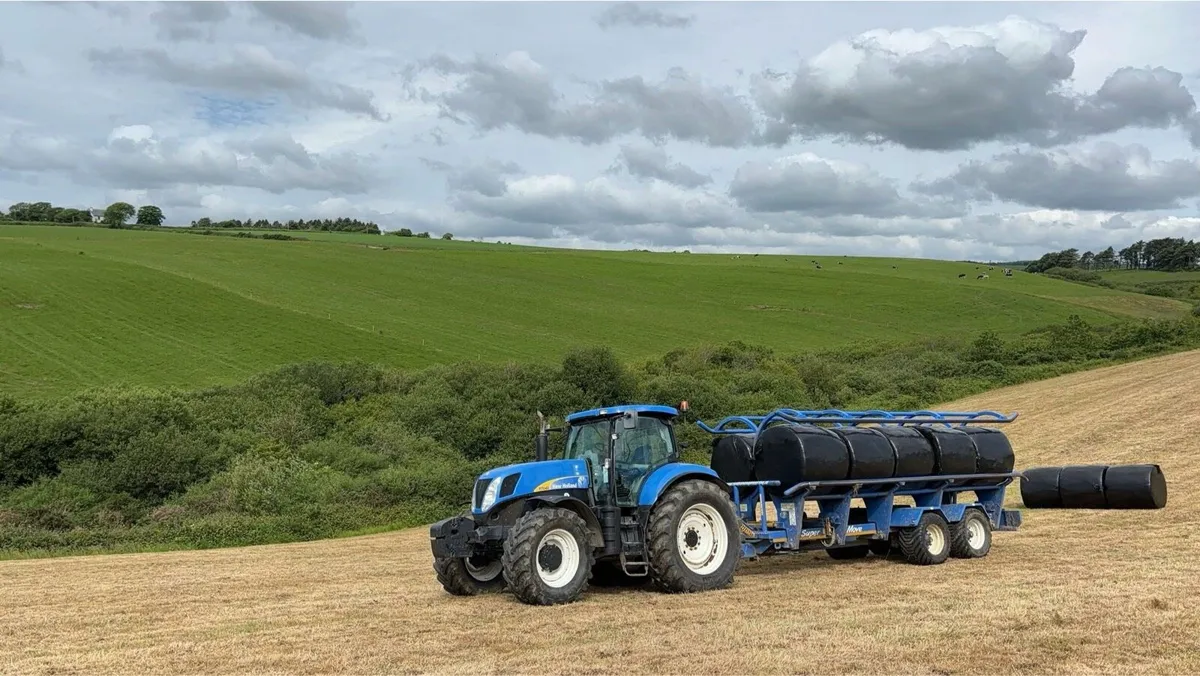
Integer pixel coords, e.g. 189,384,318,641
3,350,1200,674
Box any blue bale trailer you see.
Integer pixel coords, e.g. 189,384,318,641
430,403,1028,606
698,408,1023,564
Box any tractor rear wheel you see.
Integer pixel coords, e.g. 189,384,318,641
949,508,992,559
646,480,741,593
501,508,595,605
896,511,951,565
433,553,505,596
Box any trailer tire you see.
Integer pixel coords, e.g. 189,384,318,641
897,511,951,565
826,545,870,560
867,538,893,557
949,508,991,559
433,554,506,596
501,508,595,606
646,479,741,594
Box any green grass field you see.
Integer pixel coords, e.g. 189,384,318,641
1098,269,1200,302
0,224,1190,398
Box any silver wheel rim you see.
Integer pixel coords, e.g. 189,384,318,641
464,557,502,582
926,523,946,557
677,503,728,576
967,518,987,550
536,528,581,589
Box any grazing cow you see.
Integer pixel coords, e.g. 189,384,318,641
958,273,966,278
977,274,989,279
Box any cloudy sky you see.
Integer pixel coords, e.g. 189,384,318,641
2,1,1199,260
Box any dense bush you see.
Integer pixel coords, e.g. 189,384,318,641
2,315,1199,557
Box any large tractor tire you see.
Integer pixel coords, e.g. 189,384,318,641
501,508,596,606
645,479,741,593
896,511,951,565
949,508,992,559
433,553,506,596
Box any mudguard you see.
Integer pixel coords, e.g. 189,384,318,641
637,463,728,507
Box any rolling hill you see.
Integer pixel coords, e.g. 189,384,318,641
0,224,1189,398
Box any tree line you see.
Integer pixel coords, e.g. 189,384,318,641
0,201,164,227
190,217,382,235
1026,238,1200,273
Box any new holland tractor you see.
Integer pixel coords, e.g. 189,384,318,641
430,402,1030,605
430,404,740,605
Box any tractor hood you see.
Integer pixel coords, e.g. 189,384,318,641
471,459,591,514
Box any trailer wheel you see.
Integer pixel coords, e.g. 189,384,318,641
433,553,505,595
646,479,741,593
896,511,951,565
826,545,870,560
949,508,992,559
501,508,595,606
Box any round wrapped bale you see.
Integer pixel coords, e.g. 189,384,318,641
754,423,850,494
709,434,756,487
960,426,1015,473
915,426,978,475
831,427,896,480
1059,464,1108,509
1102,464,1168,509
875,426,935,477
1020,466,1063,508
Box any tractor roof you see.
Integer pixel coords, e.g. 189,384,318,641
565,404,679,424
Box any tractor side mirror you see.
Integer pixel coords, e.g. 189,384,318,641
622,411,638,429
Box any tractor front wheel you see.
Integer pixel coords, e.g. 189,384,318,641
646,479,741,593
501,508,595,605
433,553,506,596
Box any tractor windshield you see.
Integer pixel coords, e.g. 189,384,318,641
613,416,673,505
564,420,610,488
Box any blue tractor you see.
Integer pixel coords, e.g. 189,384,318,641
430,403,741,605
429,403,1026,605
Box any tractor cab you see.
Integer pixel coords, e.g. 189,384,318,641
559,405,680,507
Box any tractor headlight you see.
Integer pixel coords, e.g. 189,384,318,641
479,477,502,512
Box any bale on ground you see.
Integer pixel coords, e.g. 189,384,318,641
1020,466,1064,508
1058,464,1109,509
1102,464,1168,509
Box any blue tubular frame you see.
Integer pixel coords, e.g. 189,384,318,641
696,408,1023,560
697,408,1019,435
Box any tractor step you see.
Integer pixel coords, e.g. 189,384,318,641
619,553,650,577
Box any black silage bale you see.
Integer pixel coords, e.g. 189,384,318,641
875,426,935,477
1058,464,1108,509
1020,466,1064,508
830,427,896,479
915,426,978,475
754,423,850,495
709,434,756,485
960,426,1016,473
1102,464,1168,509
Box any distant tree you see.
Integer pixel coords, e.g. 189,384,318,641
136,205,165,227
394,228,413,237
441,232,453,240
1080,251,1095,269
416,231,430,238
103,202,135,228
